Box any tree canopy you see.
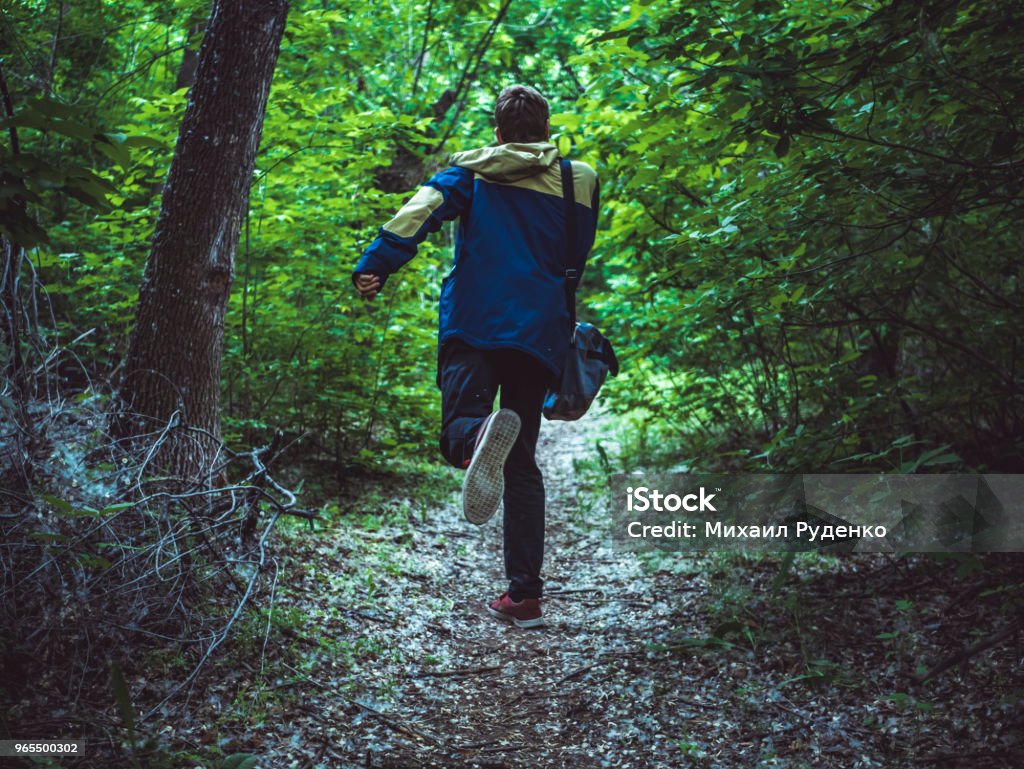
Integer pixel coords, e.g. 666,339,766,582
3,0,1019,480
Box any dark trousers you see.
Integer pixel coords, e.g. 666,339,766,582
438,339,549,600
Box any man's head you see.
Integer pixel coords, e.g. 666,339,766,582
494,85,550,144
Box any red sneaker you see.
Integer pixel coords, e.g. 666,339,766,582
487,592,543,628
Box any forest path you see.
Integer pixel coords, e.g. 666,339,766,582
220,415,1013,769
280,416,706,769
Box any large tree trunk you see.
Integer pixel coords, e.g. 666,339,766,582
111,0,289,484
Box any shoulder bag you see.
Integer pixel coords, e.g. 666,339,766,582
541,159,619,421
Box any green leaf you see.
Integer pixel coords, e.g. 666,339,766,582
222,754,260,769
100,502,137,514
771,551,796,595
110,661,136,750
28,531,68,543
41,494,74,513
918,447,961,466
76,553,113,569
95,133,131,165
65,506,105,517
124,135,167,149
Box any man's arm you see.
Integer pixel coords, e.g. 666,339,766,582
353,166,474,299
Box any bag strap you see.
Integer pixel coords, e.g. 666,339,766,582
559,158,578,333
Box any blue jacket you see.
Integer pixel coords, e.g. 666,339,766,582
353,142,599,375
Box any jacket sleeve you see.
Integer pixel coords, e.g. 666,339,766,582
353,166,474,287
580,176,600,265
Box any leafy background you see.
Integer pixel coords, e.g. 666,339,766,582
3,0,1020,484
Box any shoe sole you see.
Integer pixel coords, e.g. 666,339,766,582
487,606,544,629
463,409,521,525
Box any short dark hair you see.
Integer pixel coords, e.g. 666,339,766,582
495,85,550,143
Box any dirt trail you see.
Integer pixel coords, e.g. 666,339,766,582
281,417,704,769
216,415,1019,769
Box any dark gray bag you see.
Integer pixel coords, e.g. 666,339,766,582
542,159,619,421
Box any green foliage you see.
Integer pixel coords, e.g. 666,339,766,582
6,0,1021,487
110,660,259,768
577,0,1024,471
0,96,120,247
6,0,624,485
221,755,259,769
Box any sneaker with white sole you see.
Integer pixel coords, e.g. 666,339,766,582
462,408,521,525
487,592,543,628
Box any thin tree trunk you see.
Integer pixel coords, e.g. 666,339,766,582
44,2,66,98
174,22,204,91
0,63,24,391
1,62,38,494
111,0,290,484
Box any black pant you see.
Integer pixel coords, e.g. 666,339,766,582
438,339,550,601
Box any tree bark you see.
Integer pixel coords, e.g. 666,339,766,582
111,0,290,484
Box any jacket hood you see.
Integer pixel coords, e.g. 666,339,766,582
448,142,559,183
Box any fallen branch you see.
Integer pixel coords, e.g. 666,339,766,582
551,647,647,687
409,664,500,678
913,742,1024,764
912,615,1022,684
454,741,529,754
544,590,654,606
556,664,597,685
352,699,440,746
288,667,442,747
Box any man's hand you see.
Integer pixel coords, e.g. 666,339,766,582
354,273,382,300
